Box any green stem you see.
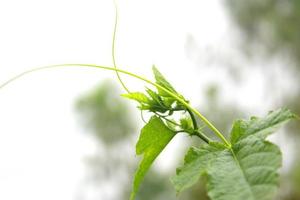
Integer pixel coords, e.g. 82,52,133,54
0,63,231,148
187,109,212,144
192,107,230,147
156,111,210,144
194,130,211,144
187,108,198,130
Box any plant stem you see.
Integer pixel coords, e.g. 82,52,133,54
191,107,230,147
187,108,198,130
0,63,231,148
186,109,212,144
194,130,211,144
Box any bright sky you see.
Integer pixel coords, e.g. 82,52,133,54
0,0,295,200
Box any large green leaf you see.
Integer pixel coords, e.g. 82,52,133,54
210,136,281,200
130,116,176,200
172,137,282,200
172,108,296,200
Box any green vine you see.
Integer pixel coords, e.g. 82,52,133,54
0,2,298,200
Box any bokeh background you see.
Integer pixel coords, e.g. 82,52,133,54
0,0,299,199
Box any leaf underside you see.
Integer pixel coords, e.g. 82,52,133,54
172,108,296,200
130,116,176,200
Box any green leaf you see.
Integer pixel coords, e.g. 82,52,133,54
145,88,170,113
171,142,226,193
123,67,187,114
212,136,281,200
162,97,176,108
173,136,282,200
130,116,176,200
152,65,177,96
122,92,150,104
146,88,163,105
230,108,297,144
172,108,296,200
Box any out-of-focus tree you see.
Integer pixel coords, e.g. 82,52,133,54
226,0,300,68
77,81,134,144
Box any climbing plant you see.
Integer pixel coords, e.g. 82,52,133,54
0,2,298,200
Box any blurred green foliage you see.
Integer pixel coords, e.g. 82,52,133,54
76,81,134,144
202,85,244,138
226,0,300,66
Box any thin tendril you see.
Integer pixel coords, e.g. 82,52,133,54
154,112,180,127
140,110,147,124
112,0,130,93
0,63,230,147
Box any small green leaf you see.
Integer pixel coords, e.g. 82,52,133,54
152,65,177,96
163,97,176,108
123,67,187,114
122,92,150,104
146,88,163,105
145,88,170,113
130,116,176,200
